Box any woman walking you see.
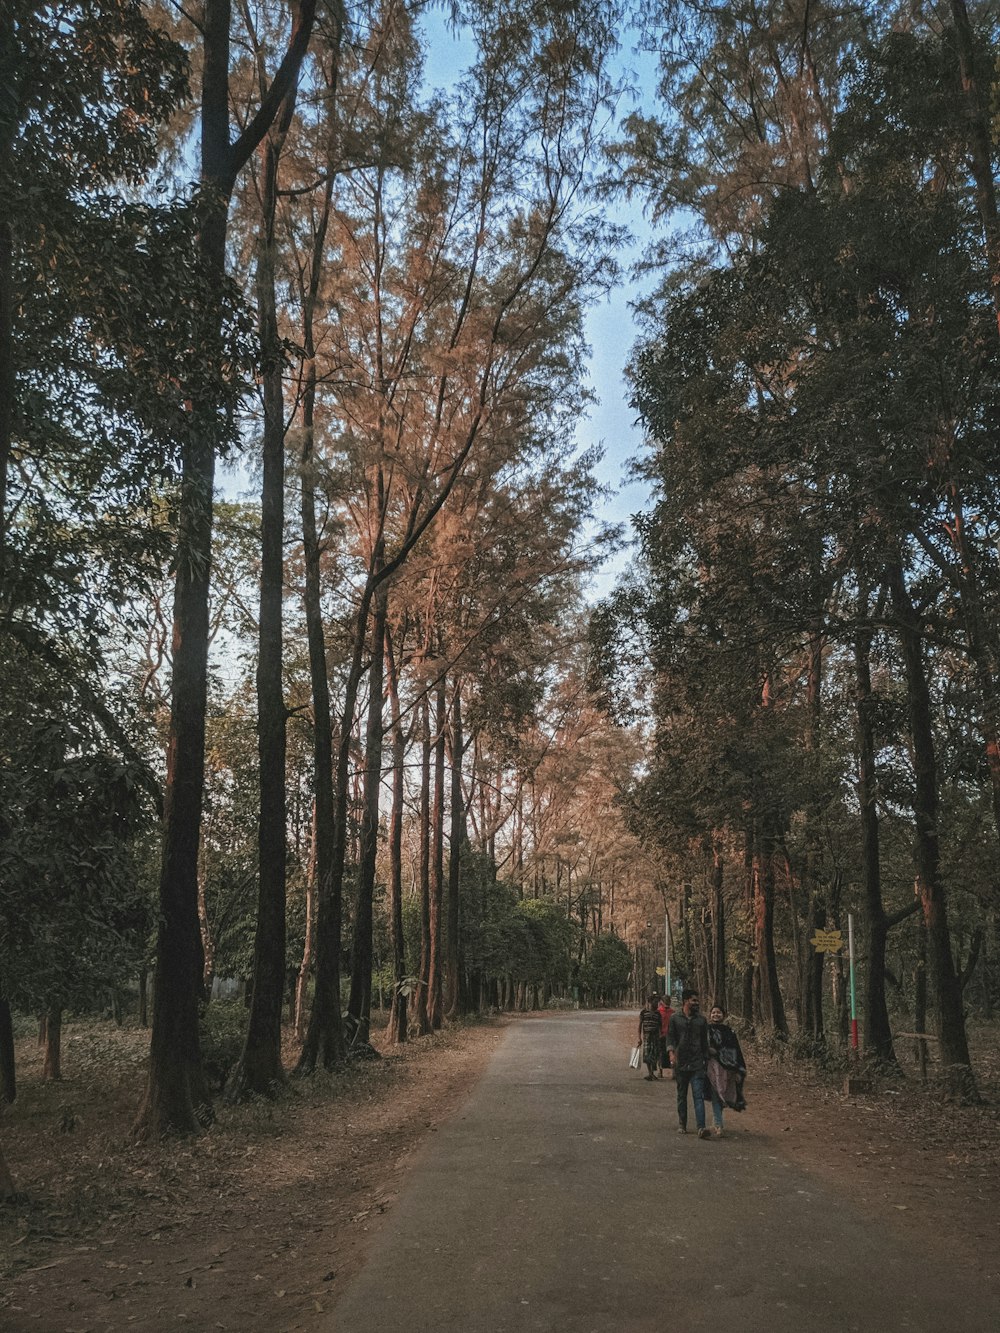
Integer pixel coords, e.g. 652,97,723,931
706,1005,747,1136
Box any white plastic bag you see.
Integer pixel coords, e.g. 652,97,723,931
629,1044,641,1070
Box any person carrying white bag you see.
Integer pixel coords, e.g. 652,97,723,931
636,995,661,1081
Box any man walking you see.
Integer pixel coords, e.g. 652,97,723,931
667,989,710,1139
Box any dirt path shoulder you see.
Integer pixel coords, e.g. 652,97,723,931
746,1045,1000,1300
1,1019,507,1332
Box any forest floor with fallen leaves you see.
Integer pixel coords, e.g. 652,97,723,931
1,1012,999,1331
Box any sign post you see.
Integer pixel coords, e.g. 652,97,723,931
665,911,670,1003
809,928,843,953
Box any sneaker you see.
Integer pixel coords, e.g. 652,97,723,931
713,1126,724,1138
676,1125,687,1134
698,1127,711,1140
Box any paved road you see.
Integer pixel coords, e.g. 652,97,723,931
329,1010,993,1332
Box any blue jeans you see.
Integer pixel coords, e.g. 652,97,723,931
675,1069,707,1130
710,1089,725,1129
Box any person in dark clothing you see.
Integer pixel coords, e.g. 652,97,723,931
706,1005,747,1137
638,995,661,1081
667,989,711,1138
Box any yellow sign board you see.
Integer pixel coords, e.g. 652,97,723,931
654,966,666,976
811,930,843,954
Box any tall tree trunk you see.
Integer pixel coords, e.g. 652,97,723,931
385,627,408,1044
802,891,825,1044
740,824,754,1026
753,822,788,1037
231,100,298,1099
799,614,826,1040
914,909,929,1079
348,573,388,1045
949,0,1000,338
198,861,215,1002
514,786,524,893
41,1006,62,1081
296,145,344,1074
710,838,726,1011
947,0,1000,872
0,4,17,567
0,993,14,1103
0,1137,13,1200
942,485,1000,851
428,674,447,1029
412,693,432,1035
888,556,974,1082
444,681,465,1020
854,594,895,1065
295,801,317,1039
135,0,317,1136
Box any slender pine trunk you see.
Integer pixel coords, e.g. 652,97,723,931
0,994,15,1103
888,556,974,1084
295,157,344,1073
444,682,465,1020
232,105,296,1098
428,674,446,1029
295,802,317,1039
710,839,725,1010
754,821,788,1037
348,574,388,1045
385,627,408,1044
42,1006,62,1081
412,694,432,1035
854,593,895,1064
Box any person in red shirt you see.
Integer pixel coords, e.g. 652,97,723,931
657,994,673,1079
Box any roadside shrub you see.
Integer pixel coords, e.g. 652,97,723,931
200,1000,246,1092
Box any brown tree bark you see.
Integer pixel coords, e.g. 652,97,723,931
348,572,388,1045
797,613,826,1041
197,863,215,1003
0,994,14,1103
740,824,754,1026
295,137,344,1073
136,0,316,1137
914,911,929,1079
444,681,465,1020
295,802,317,1039
0,1133,13,1200
949,0,1000,338
41,1006,62,1081
854,594,895,1064
231,84,301,1099
0,4,16,567
384,625,408,1045
411,693,433,1035
709,838,726,1011
802,890,825,1044
428,674,447,1029
753,822,788,1037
